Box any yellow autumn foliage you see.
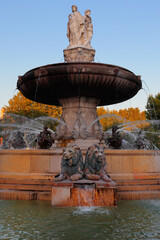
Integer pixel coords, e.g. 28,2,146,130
3,92,149,131
97,107,149,130
3,92,62,119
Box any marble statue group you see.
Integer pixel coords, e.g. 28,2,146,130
67,5,93,48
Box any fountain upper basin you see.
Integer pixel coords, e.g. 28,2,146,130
17,62,142,106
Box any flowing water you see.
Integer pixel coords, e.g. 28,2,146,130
0,113,64,149
0,113,159,149
0,200,160,240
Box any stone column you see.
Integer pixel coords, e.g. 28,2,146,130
55,97,103,142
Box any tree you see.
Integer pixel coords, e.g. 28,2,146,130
97,107,149,131
145,93,160,120
145,93,160,148
97,107,122,130
3,91,62,119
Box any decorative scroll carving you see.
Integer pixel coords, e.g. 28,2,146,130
72,111,87,140
56,116,68,140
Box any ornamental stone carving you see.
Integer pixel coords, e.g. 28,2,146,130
56,116,68,140
63,47,95,62
72,111,87,140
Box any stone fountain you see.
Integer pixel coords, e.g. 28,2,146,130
17,5,141,150
1,5,159,205
16,5,142,206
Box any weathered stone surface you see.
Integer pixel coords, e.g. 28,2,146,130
54,145,84,182
0,150,160,201
51,187,71,206
17,63,142,107
84,144,111,182
63,47,95,62
52,144,117,206
56,97,102,141
52,179,117,206
17,62,141,141
0,149,160,180
0,190,37,200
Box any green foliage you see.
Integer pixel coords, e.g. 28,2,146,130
145,93,160,120
144,125,160,149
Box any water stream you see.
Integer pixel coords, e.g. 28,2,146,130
0,112,159,150
0,113,65,149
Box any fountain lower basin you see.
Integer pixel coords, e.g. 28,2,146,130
0,149,160,201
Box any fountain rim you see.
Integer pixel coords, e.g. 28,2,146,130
22,61,136,75
18,61,142,107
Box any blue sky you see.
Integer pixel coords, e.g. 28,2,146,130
0,0,160,112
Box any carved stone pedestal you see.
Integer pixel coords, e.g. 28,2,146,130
63,47,95,62
53,138,100,149
56,97,103,142
52,179,117,207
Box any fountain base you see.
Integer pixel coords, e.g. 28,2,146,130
52,179,117,207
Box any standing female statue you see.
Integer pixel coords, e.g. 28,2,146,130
67,5,85,47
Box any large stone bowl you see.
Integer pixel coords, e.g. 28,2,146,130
17,62,142,141
17,62,142,106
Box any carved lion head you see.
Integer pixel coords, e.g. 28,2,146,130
63,145,79,166
86,144,105,162
85,144,106,172
62,145,83,170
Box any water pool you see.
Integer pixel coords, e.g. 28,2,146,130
0,200,160,240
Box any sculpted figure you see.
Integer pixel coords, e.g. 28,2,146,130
84,10,93,47
11,131,27,149
37,126,54,149
67,5,84,47
107,126,122,149
67,5,93,48
134,131,146,149
84,144,111,182
54,145,84,181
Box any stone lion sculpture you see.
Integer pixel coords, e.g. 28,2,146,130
84,144,111,182
54,145,84,181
